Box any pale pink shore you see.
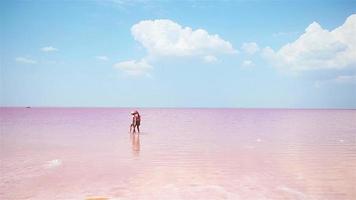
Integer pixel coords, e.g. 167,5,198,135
1,108,356,199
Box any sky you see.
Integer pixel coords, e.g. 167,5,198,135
1,0,355,108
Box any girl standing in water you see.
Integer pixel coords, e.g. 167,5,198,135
130,110,141,133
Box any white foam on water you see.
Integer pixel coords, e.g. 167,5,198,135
277,186,307,199
44,159,62,169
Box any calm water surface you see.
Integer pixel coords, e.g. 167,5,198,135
1,108,356,200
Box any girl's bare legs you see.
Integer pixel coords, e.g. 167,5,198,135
133,125,137,133
130,124,134,133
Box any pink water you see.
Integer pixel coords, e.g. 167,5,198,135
1,108,356,200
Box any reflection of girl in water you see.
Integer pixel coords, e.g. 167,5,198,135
132,133,140,155
130,110,141,133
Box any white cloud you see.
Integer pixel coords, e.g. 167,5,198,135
242,60,254,67
41,46,58,52
96,56,109,61
203,55,218,63
15,57,37,64
264,14,356,71
241,42,259,55
114,59,152,76
114,19,236,76
131,19,236,57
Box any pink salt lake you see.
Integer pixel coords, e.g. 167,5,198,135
1,108,355,200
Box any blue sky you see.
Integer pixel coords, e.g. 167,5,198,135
1,0,355,108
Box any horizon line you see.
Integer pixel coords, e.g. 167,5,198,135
1,106,355,110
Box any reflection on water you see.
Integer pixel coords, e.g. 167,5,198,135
0,108,355,200
130,133,140,156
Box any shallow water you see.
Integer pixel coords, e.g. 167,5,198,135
1,108,356,200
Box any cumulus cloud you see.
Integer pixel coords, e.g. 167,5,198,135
114,59,152,76
264,14,356,71
15,57,37,64
131,19,236,57
41,46,58,52
96,56,109,61
241,42,259,55
114,19,236,76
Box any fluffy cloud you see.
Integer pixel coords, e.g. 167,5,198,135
41,46,58,52
115,19,236,76
131,19,236,57
114,59,152,76
241,42,259,55
15,57,37,64
264,14,356,71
